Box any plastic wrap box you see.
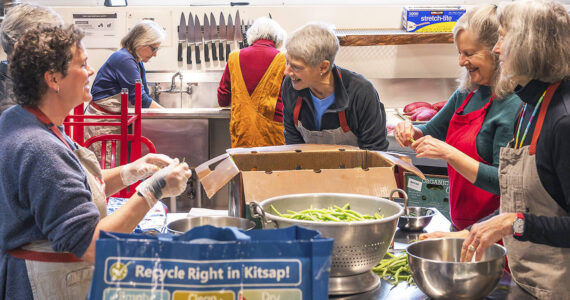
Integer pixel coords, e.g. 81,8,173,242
404,172,450,220
402,6,466,32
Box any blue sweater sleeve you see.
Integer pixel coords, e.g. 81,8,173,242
116,59,153,108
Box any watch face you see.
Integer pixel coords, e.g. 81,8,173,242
513,218,524,235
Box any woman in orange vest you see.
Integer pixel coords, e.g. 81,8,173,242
217,17,287,148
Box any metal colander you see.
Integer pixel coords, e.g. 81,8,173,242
251,191,406,294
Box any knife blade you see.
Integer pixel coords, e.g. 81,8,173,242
203,14,210,62
234,10,242,49
218,12,226,61
186,12,194,65
240,19,246,49
209,12,218,61
177,12,186,62
193,15,202,64
226,14,234,61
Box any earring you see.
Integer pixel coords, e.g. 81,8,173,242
56,86,60,94
320,72,323,76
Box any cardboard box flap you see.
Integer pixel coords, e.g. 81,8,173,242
226,144,360,155
241,168,398,203
195,153,240,199
373,151,426,180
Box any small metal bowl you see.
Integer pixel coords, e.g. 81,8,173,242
398,207,435,231
166,216,256,235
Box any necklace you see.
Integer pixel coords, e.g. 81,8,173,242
515,89,548,149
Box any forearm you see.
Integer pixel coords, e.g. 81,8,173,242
81,194,149,263
474,163,500,195
445,148,480,183
149,100,163,108
102,168,126,196
521,214,570,247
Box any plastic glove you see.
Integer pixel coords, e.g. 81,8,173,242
120,153,174,186
135,158,192,208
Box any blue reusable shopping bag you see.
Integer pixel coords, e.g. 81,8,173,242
88,225,333,300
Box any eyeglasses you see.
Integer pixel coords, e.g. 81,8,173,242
148,45,159,53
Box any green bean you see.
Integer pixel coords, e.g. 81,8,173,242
372,252,414,286
270,204,383,222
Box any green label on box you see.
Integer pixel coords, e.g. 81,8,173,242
405,173,450,220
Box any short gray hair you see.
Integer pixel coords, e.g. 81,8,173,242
121,20,166,60
453,4,502,93
246,17,286,48
0,3,63,55
285,22,339,69
496,0,570,97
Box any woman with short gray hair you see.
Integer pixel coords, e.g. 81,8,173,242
0,3,63,115
85,20,165,164
282,22,388,151
217,17,288,148
461,0,570,297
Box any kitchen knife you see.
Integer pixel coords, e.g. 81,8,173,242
203,14,210,62
177,12,186,62
209,12,218,61
218,12,226,61
186,12,194,64
234,10,243,49
226,14,234,61
194,15,202,64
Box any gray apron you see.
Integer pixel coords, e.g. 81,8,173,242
499,82,570,299
293,96,359,146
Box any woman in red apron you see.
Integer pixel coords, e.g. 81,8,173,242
462,1,570,298
395,5,521,234
0,26,191,299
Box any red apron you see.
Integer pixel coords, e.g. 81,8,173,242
445,91,499,230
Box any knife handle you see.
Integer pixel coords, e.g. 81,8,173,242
195,44,201,64
239,41,244,49
204,43,210,62
225,43,231,62
187,45,192,64
212,42,218,61
178,42,183,62
219,42,224,61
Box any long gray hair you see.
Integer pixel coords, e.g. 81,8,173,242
0,3,63,55
495,0,570,98
452,4,501,93
285,22,339,70
121,20,165,61
246,17,286,48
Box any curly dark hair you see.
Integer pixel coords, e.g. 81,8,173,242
9,25,84,107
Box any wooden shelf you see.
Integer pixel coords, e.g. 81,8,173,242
336,29,453,46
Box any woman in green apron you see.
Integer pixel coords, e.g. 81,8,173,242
0,25,191,299
461,0,570,298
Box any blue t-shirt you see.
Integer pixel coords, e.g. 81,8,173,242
310,91,335,130
91,48,153,108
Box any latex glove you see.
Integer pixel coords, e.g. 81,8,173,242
394,120,419,148
135,158,192,208
120,153,174,186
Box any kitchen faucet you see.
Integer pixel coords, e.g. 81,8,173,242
170,71,183,92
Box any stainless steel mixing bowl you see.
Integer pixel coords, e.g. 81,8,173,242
251,191,405,295
407,238,506,300
398,206,435,231
166,216,256,235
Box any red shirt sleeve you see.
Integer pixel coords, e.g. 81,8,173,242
217,64,231,107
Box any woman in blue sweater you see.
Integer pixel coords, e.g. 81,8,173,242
85,20,165,162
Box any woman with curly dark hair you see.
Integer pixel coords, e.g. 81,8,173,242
0,25,191,299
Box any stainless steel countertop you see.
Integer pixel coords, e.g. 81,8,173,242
330,209,517,300
130,107,231,119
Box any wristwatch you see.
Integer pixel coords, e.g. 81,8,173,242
513,213,525,237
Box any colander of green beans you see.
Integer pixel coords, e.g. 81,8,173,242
250,190,407,295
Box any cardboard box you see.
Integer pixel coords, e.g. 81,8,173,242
402,6,466,32
196,144,425,217
404,172,450,219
